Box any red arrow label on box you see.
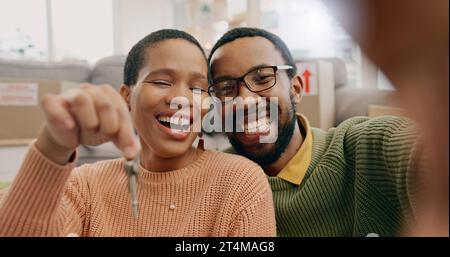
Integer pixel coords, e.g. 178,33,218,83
302,69,312,94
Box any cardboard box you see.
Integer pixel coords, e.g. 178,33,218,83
0,78,79,146
295,60,335,130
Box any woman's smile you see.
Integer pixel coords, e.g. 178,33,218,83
155,111,192,140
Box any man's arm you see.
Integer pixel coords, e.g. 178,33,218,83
349,116,426,225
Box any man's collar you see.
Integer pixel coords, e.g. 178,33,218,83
276,113,313,185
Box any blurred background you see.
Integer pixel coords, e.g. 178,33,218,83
0,0,394,90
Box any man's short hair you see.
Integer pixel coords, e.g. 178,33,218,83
123,29,206,86
208,27,297,82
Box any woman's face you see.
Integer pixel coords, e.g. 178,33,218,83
125,39,208,158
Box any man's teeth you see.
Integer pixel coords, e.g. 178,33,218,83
157,116,190,126
243,118,271,134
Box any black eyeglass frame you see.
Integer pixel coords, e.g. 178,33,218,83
207,65,294,101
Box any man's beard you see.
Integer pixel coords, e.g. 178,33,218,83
228,97,297,166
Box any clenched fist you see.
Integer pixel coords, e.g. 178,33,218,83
35,83,140,165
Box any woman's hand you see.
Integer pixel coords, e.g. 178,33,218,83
35,83,139,165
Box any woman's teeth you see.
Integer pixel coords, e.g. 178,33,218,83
157,115,190,130
243,117,271,134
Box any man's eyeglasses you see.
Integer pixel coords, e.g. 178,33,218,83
208,65,293,102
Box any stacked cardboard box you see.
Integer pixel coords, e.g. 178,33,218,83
296,60,335,130
0,78,79,146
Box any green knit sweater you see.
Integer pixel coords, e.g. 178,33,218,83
231,116,424,236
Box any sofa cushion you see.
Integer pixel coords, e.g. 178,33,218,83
90,55,126,90
0,58,91,82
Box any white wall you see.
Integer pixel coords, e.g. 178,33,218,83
113,0,174,54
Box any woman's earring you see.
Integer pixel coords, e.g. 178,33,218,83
197,132,205,150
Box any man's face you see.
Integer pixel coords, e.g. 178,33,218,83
209,36,302,165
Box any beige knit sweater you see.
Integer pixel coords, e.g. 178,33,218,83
0,143,276,237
